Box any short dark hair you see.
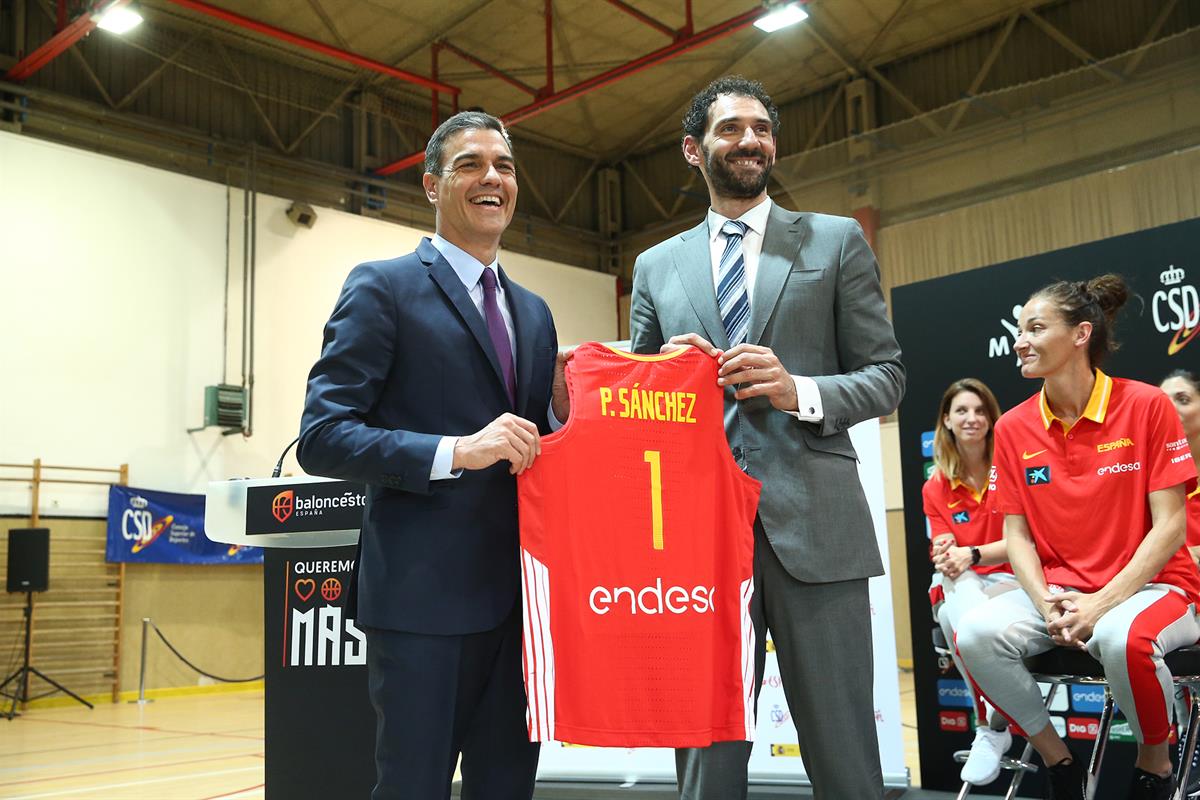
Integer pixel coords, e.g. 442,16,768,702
424,111,512,175
1031,273,1131,367
1162,369,1200,394
682,76,781,143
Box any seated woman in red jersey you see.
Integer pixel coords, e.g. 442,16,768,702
1161,369,1200,564
956,275,1198,800
922,378,1017,786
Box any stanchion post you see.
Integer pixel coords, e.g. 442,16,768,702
131,617,153,705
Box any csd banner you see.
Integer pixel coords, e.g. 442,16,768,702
107,485,262,564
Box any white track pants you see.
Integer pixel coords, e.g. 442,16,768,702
957,584,1200,745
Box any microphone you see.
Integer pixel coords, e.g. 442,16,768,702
272,436,301,478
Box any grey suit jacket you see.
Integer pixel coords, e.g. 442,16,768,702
630,202,905,583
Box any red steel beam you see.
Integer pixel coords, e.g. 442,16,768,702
6,0,130,81
438,41,538,97
376,5,767,176
543,0,554,95
603,0,676,40
431,45,440,133
163,0,459,95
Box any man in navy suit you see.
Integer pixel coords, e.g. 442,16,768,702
298,111,568,800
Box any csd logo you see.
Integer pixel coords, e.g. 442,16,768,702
273,490,295,523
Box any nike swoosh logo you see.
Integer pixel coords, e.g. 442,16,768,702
1022,449,1048,460
948,500,963,508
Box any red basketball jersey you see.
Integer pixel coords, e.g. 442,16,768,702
517,342,761,748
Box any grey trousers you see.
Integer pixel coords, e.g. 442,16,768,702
675,522,884,800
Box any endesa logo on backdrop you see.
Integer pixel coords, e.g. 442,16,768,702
937,679,974,709
1151,266,1198,356
246,481,367,535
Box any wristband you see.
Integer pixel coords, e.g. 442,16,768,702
970,546,982,566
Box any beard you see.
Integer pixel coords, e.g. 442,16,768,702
702,145,773,199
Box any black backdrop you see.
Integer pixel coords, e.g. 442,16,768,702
892,217,1199,794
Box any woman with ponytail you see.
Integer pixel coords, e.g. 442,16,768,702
956,275,1198,800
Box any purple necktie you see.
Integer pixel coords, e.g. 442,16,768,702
480,267,516,406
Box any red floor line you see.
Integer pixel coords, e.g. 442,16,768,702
199,781,265,799
0,751,264,788
11,716,263,740
4,730,249,758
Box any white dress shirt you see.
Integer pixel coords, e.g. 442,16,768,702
705,197,823,422
427,235,563,480
429,234,515,480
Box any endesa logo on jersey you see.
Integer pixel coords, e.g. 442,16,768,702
1067,717,1100,740
937,679,974,708
939,710,969,732
1151,266,1198,356
588,578,714,616
1097,461,1141,477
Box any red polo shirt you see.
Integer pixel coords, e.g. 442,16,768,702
922,470,1009,577
993,371,1199,602
1187,485,1200,548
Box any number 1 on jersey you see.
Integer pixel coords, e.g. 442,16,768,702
644,450,664,550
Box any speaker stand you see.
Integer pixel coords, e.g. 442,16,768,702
0,592,93,720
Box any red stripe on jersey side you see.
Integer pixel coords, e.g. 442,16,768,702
1124,591,1191,745
520,550,540,740
740,577,755,740
534,556,555,740
526,551,552,741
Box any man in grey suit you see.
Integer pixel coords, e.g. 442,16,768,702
630,76,905,799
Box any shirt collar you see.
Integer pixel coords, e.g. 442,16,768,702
430,233,500,292
707,196,773,244
1039,369,1113,431
948,477,985,503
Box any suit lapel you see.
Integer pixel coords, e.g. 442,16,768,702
672,221,730,349
748,204,806,345
419,238,510,405
500,266,535,414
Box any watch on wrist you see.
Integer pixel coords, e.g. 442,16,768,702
970,546,982,566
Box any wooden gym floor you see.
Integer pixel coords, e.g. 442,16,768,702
0,670,934,799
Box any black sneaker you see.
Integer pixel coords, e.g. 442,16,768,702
1129,768,1176,800
1045,757,1085,800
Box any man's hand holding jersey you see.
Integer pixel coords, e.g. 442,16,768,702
661,333,800,413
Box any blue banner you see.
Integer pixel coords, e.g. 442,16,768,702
107,485,262,564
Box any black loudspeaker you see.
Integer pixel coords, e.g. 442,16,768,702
6,528,50,593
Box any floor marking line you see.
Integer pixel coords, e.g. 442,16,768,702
4,766,262,800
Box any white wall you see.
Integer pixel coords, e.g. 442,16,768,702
0,132,616,516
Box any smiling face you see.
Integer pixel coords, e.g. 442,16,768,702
1162,376,1200,440
943,390,991,447
684,93,776,201
422,127,517,257
1014,295,1092,379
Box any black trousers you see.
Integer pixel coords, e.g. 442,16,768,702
364,606,539,800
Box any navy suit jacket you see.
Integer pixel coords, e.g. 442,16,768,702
297,238,558,635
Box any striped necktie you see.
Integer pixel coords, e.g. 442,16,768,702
717,219,751,348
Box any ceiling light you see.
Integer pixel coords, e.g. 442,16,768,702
94,3,143,35
754,1,808,33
